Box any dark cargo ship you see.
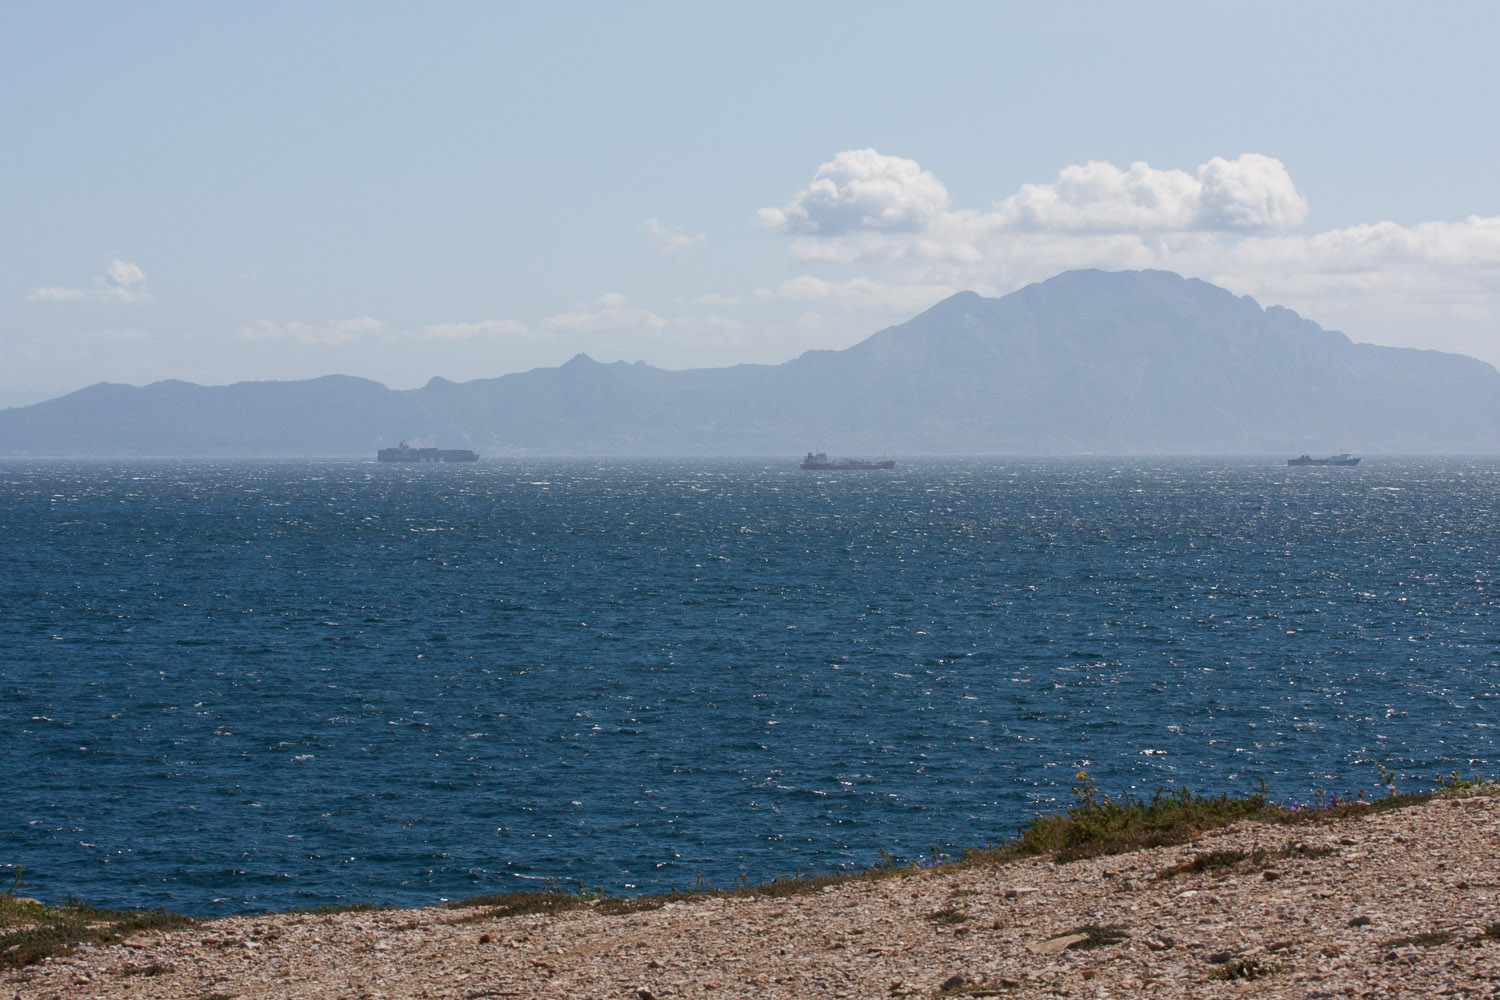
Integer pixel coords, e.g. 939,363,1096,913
378,442,479,463
1287,453,1360,467
800,451,895,470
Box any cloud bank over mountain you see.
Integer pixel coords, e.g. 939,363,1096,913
12,150,1500,407
761,151,1308,241
754,150,1500,370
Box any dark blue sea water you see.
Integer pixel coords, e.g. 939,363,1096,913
3,458,1498,915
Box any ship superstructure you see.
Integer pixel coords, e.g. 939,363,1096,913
1287,454,1360,467
378,441,479,463
800,451,895,470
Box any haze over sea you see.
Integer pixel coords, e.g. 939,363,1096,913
3,458,1497,916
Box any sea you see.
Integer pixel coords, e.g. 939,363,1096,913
2,457,1497,916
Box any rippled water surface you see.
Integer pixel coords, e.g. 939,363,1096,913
2,457,1497,914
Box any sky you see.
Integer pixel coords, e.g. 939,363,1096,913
4,1,1500,408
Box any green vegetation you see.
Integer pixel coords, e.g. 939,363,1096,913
1156,848,1249,878
937,977,1024,997
1435,771,1487,793
286,901,386,916
996,774,1277,863
1001,769,1498,867
926,907,969,925
445,889,601,921
1380,929,1456,949
0,899,196,971
1156,842,1336,880
1,864,200,970
1209,957,1279,981
121,961,175,977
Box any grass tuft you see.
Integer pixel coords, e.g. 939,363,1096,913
1156,849,1248,879
1381,929,1456,949
927,907,969,925
1209,957,1279,981
1156,842,1337,881
287,902,385,916
121,961,175,977
1003,781,1275,864
445,890,592,920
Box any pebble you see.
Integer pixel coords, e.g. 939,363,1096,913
1028,933,1090,955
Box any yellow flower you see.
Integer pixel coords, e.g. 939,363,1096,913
1076,771,1086,779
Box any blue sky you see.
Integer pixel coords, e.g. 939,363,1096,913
4,1,1499,407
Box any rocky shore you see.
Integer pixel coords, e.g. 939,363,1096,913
6,791,1499,999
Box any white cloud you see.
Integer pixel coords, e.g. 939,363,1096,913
27,258,154,304
760,150,1305,244
684,313,748,336
770,275,957,313
995,160,1201,232
238,317,387,345
762,152,1309,260
991,154,1307,234
1198,214,1500,334
644,218,705,257
758,149,951,236
542,292,667,335
54,327,151,344
415,319,531,341
236,317,538,346
686,292,741,306
1196,154,1309,231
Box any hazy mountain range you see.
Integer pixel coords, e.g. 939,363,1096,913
5,269,1500,457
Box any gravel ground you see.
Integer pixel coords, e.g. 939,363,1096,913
6,792,1500,999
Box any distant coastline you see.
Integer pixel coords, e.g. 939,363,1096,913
5,270,1500,457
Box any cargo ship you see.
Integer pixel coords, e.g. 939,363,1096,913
377,441,479,463
800,451,895,471
1287,453,1360,467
